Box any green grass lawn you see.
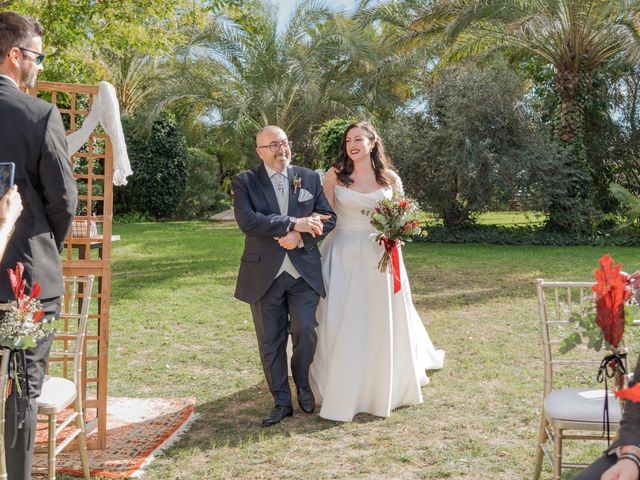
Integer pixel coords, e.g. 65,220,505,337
65,221,640,479
422,210,546,227
476,211,546,226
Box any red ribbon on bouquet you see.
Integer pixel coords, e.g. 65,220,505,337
378,236,401,293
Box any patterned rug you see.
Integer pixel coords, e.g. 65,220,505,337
32,396,196,478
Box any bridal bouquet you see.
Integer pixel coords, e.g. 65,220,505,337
363,193,422,293
0,262,53,350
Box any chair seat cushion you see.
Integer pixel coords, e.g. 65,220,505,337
544,387,622,423
37,376,76,413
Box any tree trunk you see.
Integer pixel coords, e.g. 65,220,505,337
629,75,639,136
547,69,593,232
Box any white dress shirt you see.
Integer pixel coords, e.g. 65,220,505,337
0,74,18,89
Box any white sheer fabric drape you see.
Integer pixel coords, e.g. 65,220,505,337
66,81,132,186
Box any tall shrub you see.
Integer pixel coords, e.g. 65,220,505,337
316,118,357,169
385,64,565,227
117,111,187,219
175,148,227,219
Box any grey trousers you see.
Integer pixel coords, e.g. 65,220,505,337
5,297,60,480
250,272,319,407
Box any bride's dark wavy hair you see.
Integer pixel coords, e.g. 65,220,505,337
332,121,395,187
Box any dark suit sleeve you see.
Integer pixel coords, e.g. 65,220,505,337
617,353,640,446
232,174,289,238
299,171,336,249
39,106,77,250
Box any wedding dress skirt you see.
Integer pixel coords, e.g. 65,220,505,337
309,186,445,422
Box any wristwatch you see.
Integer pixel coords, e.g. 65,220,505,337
287,217,298,233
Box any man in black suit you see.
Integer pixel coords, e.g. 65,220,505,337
233,125,336,426
0,12,77,479
572,354,640,480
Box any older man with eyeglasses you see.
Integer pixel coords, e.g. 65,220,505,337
233,126,336,426
0,11,77,479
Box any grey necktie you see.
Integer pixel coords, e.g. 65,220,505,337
274,173,288,215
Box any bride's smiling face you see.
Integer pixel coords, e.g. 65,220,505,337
345,127,374,163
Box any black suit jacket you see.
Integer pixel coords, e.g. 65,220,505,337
232,164,336,304
0,76,77,300
615,353,640,447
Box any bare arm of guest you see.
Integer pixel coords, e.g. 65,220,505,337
0,186,22,259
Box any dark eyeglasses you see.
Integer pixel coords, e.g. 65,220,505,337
257,141,292,152
19,47,45,66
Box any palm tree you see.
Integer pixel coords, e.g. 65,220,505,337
147,0,412,170
95,51,160,115
400,0,640,230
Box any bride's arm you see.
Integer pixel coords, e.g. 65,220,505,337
322,168,338,210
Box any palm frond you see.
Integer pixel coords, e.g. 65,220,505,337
406,0,640,80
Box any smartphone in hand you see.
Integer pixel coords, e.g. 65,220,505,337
0,163,15,198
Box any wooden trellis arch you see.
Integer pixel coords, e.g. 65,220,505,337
26,81,113,449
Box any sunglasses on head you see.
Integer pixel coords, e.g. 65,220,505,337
18,47,45,66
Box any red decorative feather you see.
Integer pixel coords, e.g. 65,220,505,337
592,255,630,348
30,282,40,300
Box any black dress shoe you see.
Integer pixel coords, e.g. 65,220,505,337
262,405,293,426
297,387,315,413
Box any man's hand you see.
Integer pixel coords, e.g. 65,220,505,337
275,231,302,250
293,214,332,237
0,186,22,226
601,458,640,480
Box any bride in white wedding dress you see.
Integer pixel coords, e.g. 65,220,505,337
309,121,445,422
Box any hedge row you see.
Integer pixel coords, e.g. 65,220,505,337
415,224,640,246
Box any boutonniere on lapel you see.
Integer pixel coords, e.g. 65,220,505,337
292,175,302,194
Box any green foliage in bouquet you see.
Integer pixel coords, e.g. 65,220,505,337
364,193,423,245
559,303,638,354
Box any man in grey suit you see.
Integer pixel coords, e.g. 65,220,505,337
233,125,336,426
0,12,77,479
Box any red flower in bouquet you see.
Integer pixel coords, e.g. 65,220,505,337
364,193,423,293
0,262,51,349
593,255,630,348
